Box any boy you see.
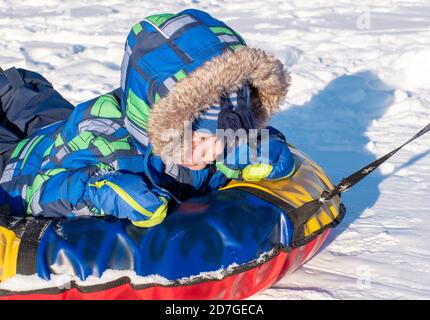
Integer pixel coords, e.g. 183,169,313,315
0,9,295,227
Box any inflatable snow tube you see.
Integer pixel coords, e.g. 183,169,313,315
0,147,345,300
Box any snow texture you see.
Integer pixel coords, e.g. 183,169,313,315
1,0,430,299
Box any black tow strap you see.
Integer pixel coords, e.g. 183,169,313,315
295,122,430,226
0,203,51,275
16,218,52,275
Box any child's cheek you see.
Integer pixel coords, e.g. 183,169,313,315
200,137,219,164
215,139,225,159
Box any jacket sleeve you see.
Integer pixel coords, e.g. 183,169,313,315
27,167,169,227
26,167,96,218
88,171,169,227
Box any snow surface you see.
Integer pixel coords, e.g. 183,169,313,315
1,0,430,299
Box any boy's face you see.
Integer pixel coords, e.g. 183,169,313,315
182,131,225,170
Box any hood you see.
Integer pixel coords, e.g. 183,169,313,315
120,9,290,159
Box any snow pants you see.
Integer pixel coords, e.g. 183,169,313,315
0,67,74,175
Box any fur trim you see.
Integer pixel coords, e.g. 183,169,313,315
147,47,290,159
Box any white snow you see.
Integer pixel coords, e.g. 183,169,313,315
1,0,430,299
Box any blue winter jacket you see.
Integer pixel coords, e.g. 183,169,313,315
0,9,293,226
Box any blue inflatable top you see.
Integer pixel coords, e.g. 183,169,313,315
36,188,293,281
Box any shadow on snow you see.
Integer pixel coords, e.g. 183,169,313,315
271,71,396,248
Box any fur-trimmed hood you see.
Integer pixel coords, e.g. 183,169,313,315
120,9,290,159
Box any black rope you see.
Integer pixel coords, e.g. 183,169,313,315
300,122,430,222
322,122,430,201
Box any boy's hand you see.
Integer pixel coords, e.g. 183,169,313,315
88,172,168,227
218,127,295,181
